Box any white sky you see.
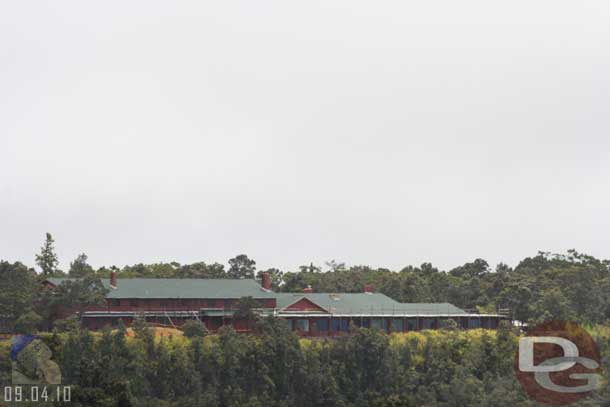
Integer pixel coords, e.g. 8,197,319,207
1,1,609,273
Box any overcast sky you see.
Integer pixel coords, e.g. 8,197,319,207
1,1,609,273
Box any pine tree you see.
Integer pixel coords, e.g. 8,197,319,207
35,232,59,275
61,328,84,384
69,253,94,277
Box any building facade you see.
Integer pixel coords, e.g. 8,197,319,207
45,273,509,336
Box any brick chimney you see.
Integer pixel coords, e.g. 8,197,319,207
364,284,374,294
110,271,118,289
262,272,271,290
303,285,313,293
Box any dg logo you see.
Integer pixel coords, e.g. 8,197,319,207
514,321,602,405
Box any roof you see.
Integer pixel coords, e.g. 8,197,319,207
45,278,472,316
46,278,275,299
275,293,468,316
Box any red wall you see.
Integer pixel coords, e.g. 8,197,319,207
284,298,326,312
84,297,276,312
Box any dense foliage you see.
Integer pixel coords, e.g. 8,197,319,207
2,246,610,331
3,249,609,332
16,246,609,326
279,251,610,325
1,321,609,407
1,235,610,406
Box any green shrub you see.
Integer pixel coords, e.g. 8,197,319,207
14,310,43,334
182,320,208,338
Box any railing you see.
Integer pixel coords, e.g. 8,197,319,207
497,308,511,316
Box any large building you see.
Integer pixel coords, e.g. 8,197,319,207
45,273,509,336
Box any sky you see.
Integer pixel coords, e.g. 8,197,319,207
1,1,609,273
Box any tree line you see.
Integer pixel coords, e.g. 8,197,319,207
6,232,609,332
1,318,609,407
1,233,610,406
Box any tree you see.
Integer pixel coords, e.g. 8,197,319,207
228,254,256,279
35,232,59,275
53,315,81,332
532,288,576,323
449,258,489,279
255,317,302,399
233,296,260,331
132,313,152,339
175,262,227,278
182,320,208,338
50,274,109,322
440,319,458,331
256,268,284,290
13,310,43,334
0,261,38,332
168,345,201,399
298,263,321,273
325,260,346,273
69,253,94,277
498,282,533,323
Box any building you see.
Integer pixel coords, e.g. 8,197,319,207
45,272,509,336
45,276,276,332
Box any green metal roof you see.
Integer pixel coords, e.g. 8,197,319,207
46,278,468,315
46,278,275,299
276,293,468,316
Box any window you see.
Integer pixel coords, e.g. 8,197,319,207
406,319,417,331
332,319,340,332
129,299,138,307
468,318,481,329
341,319,349,331
316,319,329,332
332,318,348,332
109,299,120,307
370,318,382,330
422,318,435,329
296,319,309,332
382,319,389,332
392,318,404,332
440,318,459,329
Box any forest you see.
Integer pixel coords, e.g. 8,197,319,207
1,318,609,406
1,235,610,406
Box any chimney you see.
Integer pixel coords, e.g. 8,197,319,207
262,272,271,290
303,285,313,293
364,284,374,294
110,271,118,289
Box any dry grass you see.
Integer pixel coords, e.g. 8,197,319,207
123,326,184,338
